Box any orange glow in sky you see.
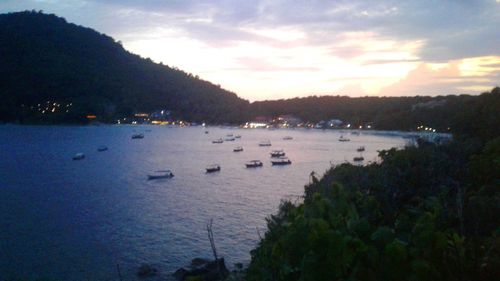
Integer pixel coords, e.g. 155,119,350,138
2,0,499,101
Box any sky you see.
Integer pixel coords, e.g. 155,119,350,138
1,0,499,101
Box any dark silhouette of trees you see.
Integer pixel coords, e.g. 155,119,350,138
0,11,249,124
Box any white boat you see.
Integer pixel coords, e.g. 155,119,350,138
270,149,286,157
212,138,223,144
259,140,272,146
132,133,144,139
72,153,85,160
338,135,350,142
97,146,108,152
283,136,293,140
206,164,221,173
271,156,292,165
147,170,174,180
233,146,243,152
246,160,263,168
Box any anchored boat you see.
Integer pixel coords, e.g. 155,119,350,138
271,156,292,165
72,153,85,160
245,160,263,168
206,164,221,173
259,140,272,146
148,170,174,180
338,135,350,142
270,150,286,157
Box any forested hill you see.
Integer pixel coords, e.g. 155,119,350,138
0,11,249,123
249,88,500,139
1,11,497,132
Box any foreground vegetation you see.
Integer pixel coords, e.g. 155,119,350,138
246,90,499,280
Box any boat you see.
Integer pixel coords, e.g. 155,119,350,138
271,156,292,165
97,146,108,152
245,160,263,168
259,140,272,146
270,149,286,157
226,133,234,137
205,131,209,134
233,146,244,152
132,133,144,139
225,137,236,141
283,136,293,140
353,156,364,162
72,153,85,160
338,135,350,142
357,146,365,152
235,135,241,139
147,170,174,180
212,138,224,144
206,164,221,173
351,131,360,136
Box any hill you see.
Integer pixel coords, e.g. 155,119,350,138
0,11,249,124
249,88,500,140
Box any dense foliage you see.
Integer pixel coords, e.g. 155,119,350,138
246,90,500,280
0,11,249,124
249,87,500,140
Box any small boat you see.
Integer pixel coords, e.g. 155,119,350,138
206,164,221,173
72,153,85,160
351,131,360,136
212,138,223,144
226,134,234,137
259,140,272,146
283,136,293,140
225,137,236,141
132,133,144,139
271,156,292,165
353,156,364,162
246,160,263,168
357,146,365,152
233,146,244,152
97,146,108,152
235,135,241,139
147,170,174,180
205,131,209,134
338,135,350,142
270,149,286,157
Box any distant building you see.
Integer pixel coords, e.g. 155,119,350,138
276,115,302,127
315,120,326,129
150,110,172,120
327,119,343,128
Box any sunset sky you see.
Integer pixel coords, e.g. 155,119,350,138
1,0,499,101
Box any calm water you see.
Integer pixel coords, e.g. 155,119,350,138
0,125,407,280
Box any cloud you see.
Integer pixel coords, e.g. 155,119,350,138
380,56,500,96
1,0,499,100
